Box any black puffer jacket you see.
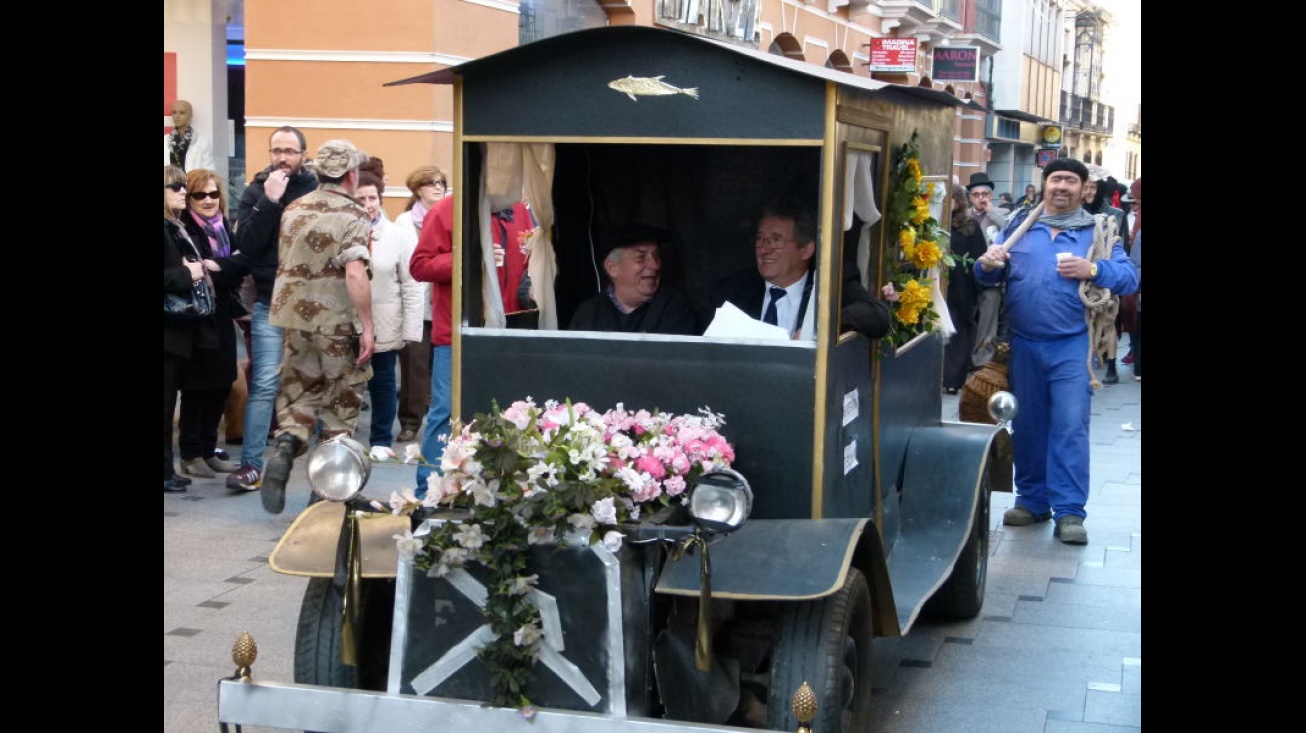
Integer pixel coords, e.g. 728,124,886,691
230,165,318,304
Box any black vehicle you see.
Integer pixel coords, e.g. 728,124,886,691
219,25,1014,733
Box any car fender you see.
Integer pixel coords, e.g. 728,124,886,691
268,501,410,578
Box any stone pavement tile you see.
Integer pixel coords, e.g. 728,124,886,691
1011,595,1141,633
867,692,1050,733
975,618,1141,659
1084,688,1142,727
872,645,1091,712
1043,580,1141,611
1103,544,1141,570
1092,482,1141,504
166,660,288,733
1046,721,1140,733
1121,657,1141,694
1071,565,1141,589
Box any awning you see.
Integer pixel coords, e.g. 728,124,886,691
992,108,1055,124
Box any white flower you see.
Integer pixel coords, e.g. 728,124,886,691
513,622,542,647
590,497,618,526
369,445,397,462
393,529,424,559
567,513,596,530
453,523,487,550
528,526,557,545
600,530,624,553
526,461,560,488
509,574,539,595
389,488,422,515
468,478,500,508
403,443,423,464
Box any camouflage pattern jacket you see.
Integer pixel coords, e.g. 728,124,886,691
269,183,372,334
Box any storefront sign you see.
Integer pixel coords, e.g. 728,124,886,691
931,46,979,82
868,37,918,73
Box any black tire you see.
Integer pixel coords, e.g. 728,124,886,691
294,577,394,690
925,467,992,619
765,568,873,733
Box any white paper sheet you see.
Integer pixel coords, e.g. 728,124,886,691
703,301,791,340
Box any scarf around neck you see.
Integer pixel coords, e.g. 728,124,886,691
169,127,194,169
1038,206,1096,230
409,200,429,233
189,208,231,258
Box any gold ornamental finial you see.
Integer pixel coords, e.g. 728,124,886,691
232,631,258,682
791,680,817,733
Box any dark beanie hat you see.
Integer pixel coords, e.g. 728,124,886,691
1042,158,1088,182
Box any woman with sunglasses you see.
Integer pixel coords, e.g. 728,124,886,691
393,165,448,443
164,165,219,492
176,169,246,482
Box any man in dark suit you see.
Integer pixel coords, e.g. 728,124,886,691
567,225,700,335
715,200,889,340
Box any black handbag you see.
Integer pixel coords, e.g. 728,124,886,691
165,230,217,320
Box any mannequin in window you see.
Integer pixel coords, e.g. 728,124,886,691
165,100,215,172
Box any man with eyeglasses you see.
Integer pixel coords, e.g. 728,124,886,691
225,126,319,492
714,199,889,340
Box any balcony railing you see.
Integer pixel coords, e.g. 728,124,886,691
1060,91,1114,134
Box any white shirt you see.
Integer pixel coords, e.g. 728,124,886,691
163,131,215,172
762,272,817,340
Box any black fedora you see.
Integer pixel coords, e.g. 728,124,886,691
966,172,996,192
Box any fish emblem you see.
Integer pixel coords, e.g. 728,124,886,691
607,75,699,102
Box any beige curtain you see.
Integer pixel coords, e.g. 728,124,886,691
482,142,558,329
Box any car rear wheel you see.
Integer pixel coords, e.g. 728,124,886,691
924,466,992,619
764,567,873,733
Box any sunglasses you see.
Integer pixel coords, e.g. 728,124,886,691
189,190,222,201
165,183,186,192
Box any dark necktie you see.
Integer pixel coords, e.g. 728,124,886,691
763,286,786,326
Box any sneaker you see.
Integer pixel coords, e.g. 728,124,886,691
206,456,239,473
226,464,261,492
1121,352,1134,366
164,476,190,493
182,457,216,479
1002,506,1052,526
1054,515,1088,544
261,435,300,514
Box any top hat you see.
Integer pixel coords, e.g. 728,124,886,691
966,172,996,191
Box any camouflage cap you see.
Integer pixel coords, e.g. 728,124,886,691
314,139,368,178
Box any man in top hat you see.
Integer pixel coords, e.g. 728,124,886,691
567,224,700,335
260,138,376,514
967,171,1010,368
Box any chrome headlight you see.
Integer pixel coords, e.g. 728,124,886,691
306,436,372,502
987,391,1018,427
688,468,752,533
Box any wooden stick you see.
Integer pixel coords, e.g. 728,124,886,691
1000,201,1045,254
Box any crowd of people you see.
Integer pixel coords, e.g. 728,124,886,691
165,111,1141,548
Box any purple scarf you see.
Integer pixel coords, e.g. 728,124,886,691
189,209,231,258
409,200,430,233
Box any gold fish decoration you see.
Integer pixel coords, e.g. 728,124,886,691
607,75,700,102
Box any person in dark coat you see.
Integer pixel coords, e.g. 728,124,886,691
567,225,700,335
715,200,889,340
164,165,219,492
177,168,245,480
943,184,990,392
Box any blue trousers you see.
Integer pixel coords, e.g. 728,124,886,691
1009,332,1093,521
366,349,399,447
240,301,284,470
415,345,452,497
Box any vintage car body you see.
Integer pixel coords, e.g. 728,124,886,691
218,25,1013,733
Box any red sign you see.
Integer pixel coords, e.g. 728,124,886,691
164,52,177,135
868,37,918,74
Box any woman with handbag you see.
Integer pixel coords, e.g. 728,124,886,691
164,165,219,492
177,168,245,481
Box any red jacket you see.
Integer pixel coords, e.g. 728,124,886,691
492,201,534,313
409,195,455,347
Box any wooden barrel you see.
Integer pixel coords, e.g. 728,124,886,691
959,362,1008,424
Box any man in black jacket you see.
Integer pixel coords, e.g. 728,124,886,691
224,126,319,491
715,200,889,341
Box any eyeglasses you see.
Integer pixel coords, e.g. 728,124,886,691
421,180,447,189
269,148,303,157
754,234,794,250
969,190,992,199
188,190,222,201
165,183,186,192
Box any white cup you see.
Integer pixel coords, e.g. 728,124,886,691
1056,252,1073,263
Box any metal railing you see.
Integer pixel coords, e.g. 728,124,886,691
1060,91,1114,134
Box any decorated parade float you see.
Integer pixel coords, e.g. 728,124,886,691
218,25,1015,733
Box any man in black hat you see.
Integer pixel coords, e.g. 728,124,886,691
966,171,1010,367
567,225,700,335
973,157,1139,545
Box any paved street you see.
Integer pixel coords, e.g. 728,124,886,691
165,355,1140,733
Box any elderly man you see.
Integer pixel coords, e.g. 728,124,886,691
974,158,1139,544
966,172,1010,367
567,225,700,335
260,139,375,514
716,199,889,340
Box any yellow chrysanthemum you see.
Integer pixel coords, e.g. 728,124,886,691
911,239,942,269
910,200,930,226
898,279,932,310
907,158,922,185
898,227,916,248
895,306,922,326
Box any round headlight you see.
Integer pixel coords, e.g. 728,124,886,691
306,436,372,502
688,468,753,533
987,391,1018,425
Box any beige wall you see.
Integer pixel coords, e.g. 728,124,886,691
163,0,230,182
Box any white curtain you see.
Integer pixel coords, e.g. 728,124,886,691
482,142,558,329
